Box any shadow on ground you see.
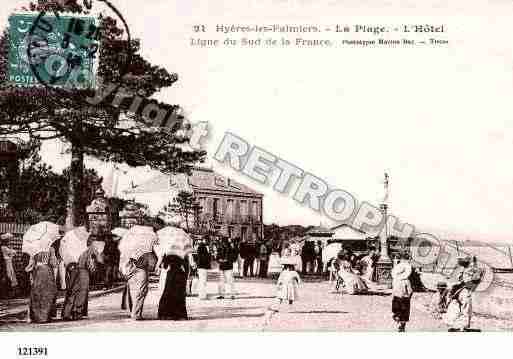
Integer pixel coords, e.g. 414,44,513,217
328,291,391,296
289,310,348,314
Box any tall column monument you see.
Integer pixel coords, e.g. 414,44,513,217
375,172,393,285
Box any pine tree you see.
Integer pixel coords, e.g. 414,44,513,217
160,190,202,232
11,139,103,224
0,1,205,228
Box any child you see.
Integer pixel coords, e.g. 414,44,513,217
428,281,448,319
277,263,301,305
328,257,340,287
262,261,301,329
391,252,413,332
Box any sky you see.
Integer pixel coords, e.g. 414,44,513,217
2,0,513,242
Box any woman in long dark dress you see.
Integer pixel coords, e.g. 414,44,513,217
158,254,188,320
25,248,58,323
61,245,100,321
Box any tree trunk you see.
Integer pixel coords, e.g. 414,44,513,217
64,142,84,231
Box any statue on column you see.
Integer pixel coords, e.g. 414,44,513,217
376,171,393,286
382,172,390,205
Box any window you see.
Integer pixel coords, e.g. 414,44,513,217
227,199,234,217
252,201,259,219
213,198,219,218
240,200,247,215
198,197,206,215
254,226,260,240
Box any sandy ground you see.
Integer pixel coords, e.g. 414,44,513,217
1,279,512,331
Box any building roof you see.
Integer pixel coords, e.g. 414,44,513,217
124,167,263,197
330,224,369,241
306,226,334,236
188,168,262,196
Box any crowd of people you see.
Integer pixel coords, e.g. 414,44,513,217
194,237,325,281
0,225,485,332
3,231,351,323
1,220,194,323
0,233,119,302
325,246,379,294
299,241,323,275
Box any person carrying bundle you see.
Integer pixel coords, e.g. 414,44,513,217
443,256,482,331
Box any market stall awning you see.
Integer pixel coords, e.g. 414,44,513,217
331,224,369,241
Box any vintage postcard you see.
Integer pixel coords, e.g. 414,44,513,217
0,0,512,357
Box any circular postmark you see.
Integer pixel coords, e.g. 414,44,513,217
24,0,132,103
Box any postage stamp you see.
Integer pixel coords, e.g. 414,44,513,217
8,12,99,89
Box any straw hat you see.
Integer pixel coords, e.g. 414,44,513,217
391,261,412,280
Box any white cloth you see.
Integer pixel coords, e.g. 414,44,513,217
236,255,244,276
268,253,282,275
158,267,169,294
218,269,234,296
277,270,301,301
392,278,413,298
360,255,375,283
198,268,208,299
22,221,60,256
294,256,302,272
155,226,192,259
59,226,89,265
282,255,301,272
237,255,244,277
338,268,368,295
119,225,157,261
254,258,260,275
391,261,412,281
58,260,66,290
443,288,473,329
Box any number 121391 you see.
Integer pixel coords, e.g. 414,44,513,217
17,347,48,357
